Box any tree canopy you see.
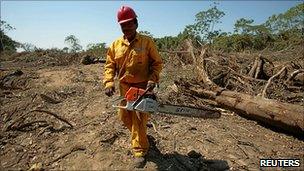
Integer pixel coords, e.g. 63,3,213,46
64,35,83,52
0,20,19,52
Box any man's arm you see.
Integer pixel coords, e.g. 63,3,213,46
103,43,116,89
147,38,163,84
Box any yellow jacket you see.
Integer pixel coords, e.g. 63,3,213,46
103,33,163,89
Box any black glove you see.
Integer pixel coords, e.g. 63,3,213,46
105,87,115,97
147,81,156,90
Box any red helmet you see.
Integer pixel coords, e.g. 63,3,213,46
117,6,137,24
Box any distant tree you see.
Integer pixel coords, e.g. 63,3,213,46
180,26,201,43
233,18,273,50
263,3,303,48
185,3,225,44
138,30,154,38
20,42,37,52
212,3,302,52
64,35,82,52
86,42,107,57
0,20,15,33
0,20,19,52
154,36,180,50
265,3,304,33
212,32,233,52
62,47,69,53
234,18,254,34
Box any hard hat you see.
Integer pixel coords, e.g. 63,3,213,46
117,6,137,24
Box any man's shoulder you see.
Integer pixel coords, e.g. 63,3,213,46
109,36,124,47
112,36,124,44
137,34,156,46
138,34,153,41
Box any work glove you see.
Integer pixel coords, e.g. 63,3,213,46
105,86,115,97
147,81,156,91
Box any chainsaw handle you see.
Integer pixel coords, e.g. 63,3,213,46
112,98,127,109
132,86,153,108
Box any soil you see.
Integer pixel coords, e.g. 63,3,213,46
0,50,303,171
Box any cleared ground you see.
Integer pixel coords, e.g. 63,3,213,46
0,50,303,170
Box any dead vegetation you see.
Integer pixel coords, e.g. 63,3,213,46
166,39,304,136
0,42,304,170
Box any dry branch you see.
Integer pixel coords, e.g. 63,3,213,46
40,94,61,104
15,120,48,130
186,39,214,86
198,47,214,85
3,107,18,123
100,134,118,144
248,55,261,78
32,109,74,128
186,39,197,64
248,54,273,79
261,66,287,98
5,108,73,131
255,59,263,79
286,69,304,84
5,111,30,131
48,145,86,165
160,50,189,54
225,65,266,83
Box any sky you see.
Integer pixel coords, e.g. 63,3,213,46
1,0,302,50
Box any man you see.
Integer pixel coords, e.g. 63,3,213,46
103,6,163,168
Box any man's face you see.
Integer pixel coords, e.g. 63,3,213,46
120,20,137,39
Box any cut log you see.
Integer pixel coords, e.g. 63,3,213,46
248,54,273,80
190,87,304,136
254,57,263,79
179,39,303,137
248,55,261,78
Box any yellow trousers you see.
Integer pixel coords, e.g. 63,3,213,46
118,82,150,157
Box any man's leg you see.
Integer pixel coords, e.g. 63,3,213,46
127,82,150,157
118,82,132,131
131,111,150,157
118,82,150,168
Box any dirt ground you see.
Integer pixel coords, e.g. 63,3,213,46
0,53,303,170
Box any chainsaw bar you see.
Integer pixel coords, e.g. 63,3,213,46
113,87,221,119
157,103,221,119
133,97,220,119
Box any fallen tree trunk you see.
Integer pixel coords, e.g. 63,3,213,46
189,87,304,136
182,39,303,137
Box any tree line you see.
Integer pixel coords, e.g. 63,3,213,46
151,3,303,52
1,3,303,55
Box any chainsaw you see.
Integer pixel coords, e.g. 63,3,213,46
112,87,221,119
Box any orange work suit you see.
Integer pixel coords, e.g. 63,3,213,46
103,33,163,157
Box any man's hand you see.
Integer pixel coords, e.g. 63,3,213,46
147,81,156,90
105,87,115,97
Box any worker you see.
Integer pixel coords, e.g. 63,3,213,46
103,6,163,168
